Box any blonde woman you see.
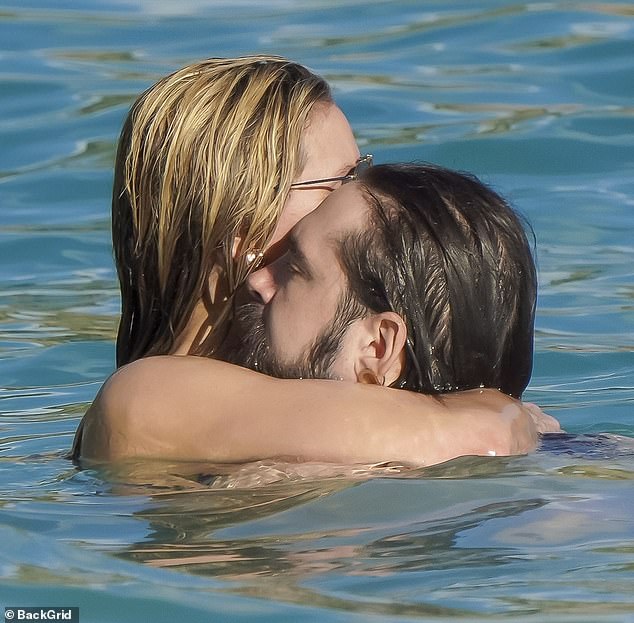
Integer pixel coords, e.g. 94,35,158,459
112,56,359,366
73,56,558,465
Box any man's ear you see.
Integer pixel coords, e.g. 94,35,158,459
354,312,407,386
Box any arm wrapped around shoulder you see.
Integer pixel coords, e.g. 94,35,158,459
74,356,561,466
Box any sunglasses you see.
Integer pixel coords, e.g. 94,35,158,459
290,154,373,188
243,155,373,270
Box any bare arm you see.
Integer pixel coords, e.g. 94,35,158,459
77,355,559,465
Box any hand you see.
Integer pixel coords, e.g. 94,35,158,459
523,402,562,434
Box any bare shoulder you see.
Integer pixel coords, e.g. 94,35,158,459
97,354,269,410
76,357,181,461
77,355,286,462
77,359,156,461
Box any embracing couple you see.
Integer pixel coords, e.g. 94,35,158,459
72,56,559,467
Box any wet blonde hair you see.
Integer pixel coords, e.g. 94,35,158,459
112,56,332,366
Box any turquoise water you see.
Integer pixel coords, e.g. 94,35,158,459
1,1,633,621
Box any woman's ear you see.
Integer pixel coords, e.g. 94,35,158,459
353,312,407,386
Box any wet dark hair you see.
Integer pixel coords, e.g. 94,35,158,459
340,163,536,398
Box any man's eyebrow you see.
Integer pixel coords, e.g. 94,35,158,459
286,232,314,280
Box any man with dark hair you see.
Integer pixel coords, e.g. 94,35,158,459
235,163,536,400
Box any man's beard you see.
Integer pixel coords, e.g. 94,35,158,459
226,293,365,380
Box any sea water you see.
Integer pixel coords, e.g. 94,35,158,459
1,1,633,621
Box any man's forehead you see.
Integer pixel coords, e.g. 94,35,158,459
290,217,338,271
295,182,368,244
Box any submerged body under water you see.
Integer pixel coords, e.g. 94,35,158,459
1,0,633,621
184,432,634,489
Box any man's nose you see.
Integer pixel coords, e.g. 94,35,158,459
246,264,277,305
